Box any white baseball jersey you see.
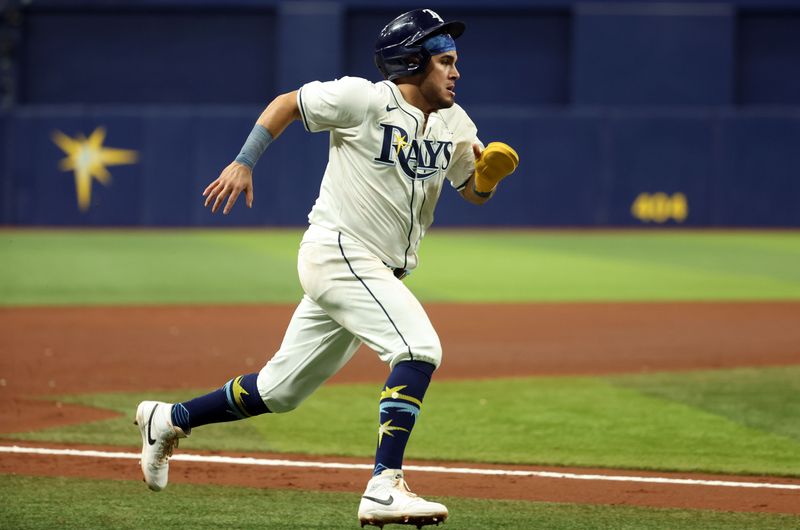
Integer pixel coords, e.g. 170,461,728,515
297,76,481,270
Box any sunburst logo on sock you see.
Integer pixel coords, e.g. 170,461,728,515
231,376,252,417
377,419,409,447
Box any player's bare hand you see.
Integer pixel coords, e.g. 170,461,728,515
203,162,254,214
472,143,482,161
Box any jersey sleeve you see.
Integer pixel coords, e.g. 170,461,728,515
446,113,483,190
297,77,374,132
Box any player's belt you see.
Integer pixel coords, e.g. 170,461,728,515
384,263,410,280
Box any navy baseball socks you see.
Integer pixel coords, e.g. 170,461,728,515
359,360,448,528
171,373,270,433
136,373,269,491
372,360,435,476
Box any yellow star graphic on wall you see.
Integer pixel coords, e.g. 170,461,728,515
52,127,139,212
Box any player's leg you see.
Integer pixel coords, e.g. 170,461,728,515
135,369,273,489
255,294,362,413
136,295,361,491
135,370,273,491
359,360,444,528
307,232,446,527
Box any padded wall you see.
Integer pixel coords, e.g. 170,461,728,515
3,1,800,226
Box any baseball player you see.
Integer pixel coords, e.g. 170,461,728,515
135,9,518,528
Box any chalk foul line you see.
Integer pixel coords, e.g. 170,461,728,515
2,445,799,491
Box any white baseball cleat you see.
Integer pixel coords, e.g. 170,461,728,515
134,401,187,492
358,469,448,529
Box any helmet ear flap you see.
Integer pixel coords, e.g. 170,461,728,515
374,46,431,81
400,47,431,78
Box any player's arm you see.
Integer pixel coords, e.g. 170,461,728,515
203,90,301,214
459,143,493,205
459,142,520,205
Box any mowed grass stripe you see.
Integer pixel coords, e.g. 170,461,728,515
1,230,800,305
0,230,303,306
610,366,800,442
2,475,798,530
7,369,800,477
412,231,800,301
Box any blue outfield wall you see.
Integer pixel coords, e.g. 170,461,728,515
2,0,800,227
5,107,800,227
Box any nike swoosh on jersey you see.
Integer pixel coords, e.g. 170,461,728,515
362,494,394,506
386,105,398,112
146,405,158,445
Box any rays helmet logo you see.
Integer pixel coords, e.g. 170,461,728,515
374,123,453,180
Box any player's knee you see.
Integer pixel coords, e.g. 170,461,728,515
391,339,442,370
259,386,307,413
423,340,443,369
262,393,302,413
255,371,308,413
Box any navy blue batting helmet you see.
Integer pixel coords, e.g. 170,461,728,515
374,9,465,81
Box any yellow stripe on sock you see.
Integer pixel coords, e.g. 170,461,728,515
379,385,423,408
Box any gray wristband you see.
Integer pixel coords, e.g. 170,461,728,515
235,124,274,169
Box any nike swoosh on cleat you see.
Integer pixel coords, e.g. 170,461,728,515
362,494,394,506
386,105,398,112
146,405,158,445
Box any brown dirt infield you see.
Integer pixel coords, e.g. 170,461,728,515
2,302,800,514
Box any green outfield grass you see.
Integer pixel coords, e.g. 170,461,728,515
2,475,797,530
7,366,800,477
1,230,799,305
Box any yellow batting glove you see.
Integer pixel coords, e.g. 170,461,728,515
473,142,520,194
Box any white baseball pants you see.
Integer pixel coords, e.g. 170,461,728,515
257,225,442,413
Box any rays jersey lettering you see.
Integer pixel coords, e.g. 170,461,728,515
297,77,479,270
373,124,452,180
